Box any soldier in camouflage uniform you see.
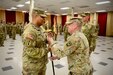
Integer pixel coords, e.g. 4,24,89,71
19,23,23,36
58,24,62,35
9,23,13,38
12,24,17,40
0,23,4,46
6,23,10,38
90,23,99,53
63,24,70,41
47,17,93,75
81,13,98,55
53,24,58,41
2,22,7,40
22,8,48,75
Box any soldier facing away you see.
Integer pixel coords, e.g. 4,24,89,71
47,17,93,75
22,8,49,75
81,13,99,55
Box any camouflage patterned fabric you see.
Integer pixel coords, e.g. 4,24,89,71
0,24,4,46
52,31,93,75
63,24,70,41
82,22,98,55
22,23,48,75
12,25,17,40
90,23,99,53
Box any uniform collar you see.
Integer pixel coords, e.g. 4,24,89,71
31,23,40,31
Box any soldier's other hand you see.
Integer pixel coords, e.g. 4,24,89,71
48,47,52,51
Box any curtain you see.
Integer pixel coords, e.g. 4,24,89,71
24,13,29,23
51,15,55,26
5,10,16,23
98,12,107,36
61,15,67,26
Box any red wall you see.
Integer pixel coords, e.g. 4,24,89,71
61,15,67,26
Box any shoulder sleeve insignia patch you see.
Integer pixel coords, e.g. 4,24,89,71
25,34,34,40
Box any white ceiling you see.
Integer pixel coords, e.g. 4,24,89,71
0,0,113,14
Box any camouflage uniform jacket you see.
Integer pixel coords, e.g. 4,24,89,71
82,22,99,52
22,23,48,71
0,24,4,38
82,23,93,47
52,31,93,74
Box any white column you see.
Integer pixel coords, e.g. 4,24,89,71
94,13,97,25
29,0,34,22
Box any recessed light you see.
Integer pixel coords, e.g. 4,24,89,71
11,7,17,10
62,13,67,15
25,1,30,4
17,4,24,7
96,1,110,5
22,11,27,13
6,9,12,11
74,12,78,14
60,7,70,10
45,11,47,12
96,10,106,12
55,14,60,16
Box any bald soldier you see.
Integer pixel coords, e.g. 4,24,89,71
47,17,93,75
81,13,99,55
22,8,49,75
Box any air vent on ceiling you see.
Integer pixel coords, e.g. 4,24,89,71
12,0,21,2
79,6,89,8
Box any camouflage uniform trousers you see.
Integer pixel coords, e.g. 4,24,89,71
12,32,16,40
89,38,97,55
68,69,93,75
0,34,4,46
54,33,57,41
64,33,69,41
22,61,46,75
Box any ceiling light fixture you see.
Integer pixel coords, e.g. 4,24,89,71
60,7,70,10
6,9,12,11
45,11,47,12
55,14,60,16
96,10,106,12
11,7,17,10
74,12,78,14
62,13,67,15
25,1,30,4
96,1,110,5
17,4,24,7
22,11,27,13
